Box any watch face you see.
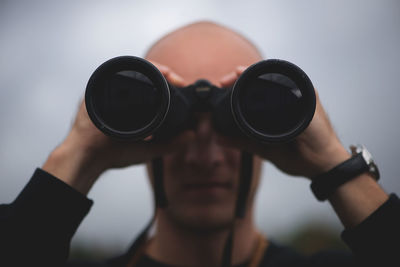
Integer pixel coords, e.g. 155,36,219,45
350,144,380,180
361,147,373,164
351,145,371,161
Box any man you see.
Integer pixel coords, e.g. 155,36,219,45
0,21,398,267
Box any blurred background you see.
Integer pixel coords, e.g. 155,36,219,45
1,0,399,259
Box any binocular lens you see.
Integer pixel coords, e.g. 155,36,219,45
231,60,315,143
92,70,161,132
239,73,303,135
85,56,170,139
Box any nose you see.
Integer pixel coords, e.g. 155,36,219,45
183,113,225,169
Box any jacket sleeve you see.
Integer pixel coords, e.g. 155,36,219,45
341,193,400,266
0,168,93,266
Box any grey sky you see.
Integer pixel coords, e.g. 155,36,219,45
1,0,399,254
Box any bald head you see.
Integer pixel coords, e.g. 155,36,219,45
145,21,263,84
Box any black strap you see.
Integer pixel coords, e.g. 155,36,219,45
235,151,254,218
123,157,164,266
152,157,168,208
221,223,235,267
310,153,370,201
222,151,254,267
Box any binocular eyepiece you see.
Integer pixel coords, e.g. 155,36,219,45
85,56,316,143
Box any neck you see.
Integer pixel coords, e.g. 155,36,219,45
145,208,261,267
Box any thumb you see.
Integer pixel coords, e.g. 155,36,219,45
146,131,195,157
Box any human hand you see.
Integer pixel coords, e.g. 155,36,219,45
42,61,189,194
216,66,351,179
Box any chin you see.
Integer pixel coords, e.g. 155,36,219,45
164,202,235,233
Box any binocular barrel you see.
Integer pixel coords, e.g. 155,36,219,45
85,56,316,143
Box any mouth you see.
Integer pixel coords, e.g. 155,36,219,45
183,182,233,196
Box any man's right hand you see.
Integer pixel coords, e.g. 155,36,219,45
42,61,188,195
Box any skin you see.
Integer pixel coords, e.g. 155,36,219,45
42,21,389,267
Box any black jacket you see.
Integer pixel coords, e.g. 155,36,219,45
1,169,399,267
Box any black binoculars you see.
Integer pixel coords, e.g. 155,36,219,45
85,56,316,143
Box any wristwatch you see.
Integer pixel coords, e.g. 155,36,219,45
310,144,380,201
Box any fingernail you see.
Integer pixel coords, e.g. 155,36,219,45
144,135,153,141
236,66,247,74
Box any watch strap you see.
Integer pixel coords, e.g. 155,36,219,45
310,153,369,201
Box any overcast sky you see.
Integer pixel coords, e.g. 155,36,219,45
1,0,399,255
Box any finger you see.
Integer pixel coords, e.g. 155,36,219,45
150,60,170,75
157,131,195,150
218,65,248,88
107,132,192,166
235,65,247,75
219,71,239,88
144,135,154,141
166,72,186,87
140,131,195,159
148,60,186,87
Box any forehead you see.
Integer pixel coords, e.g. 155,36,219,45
145,23,262,84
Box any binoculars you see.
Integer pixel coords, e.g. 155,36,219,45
85,56,316,143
